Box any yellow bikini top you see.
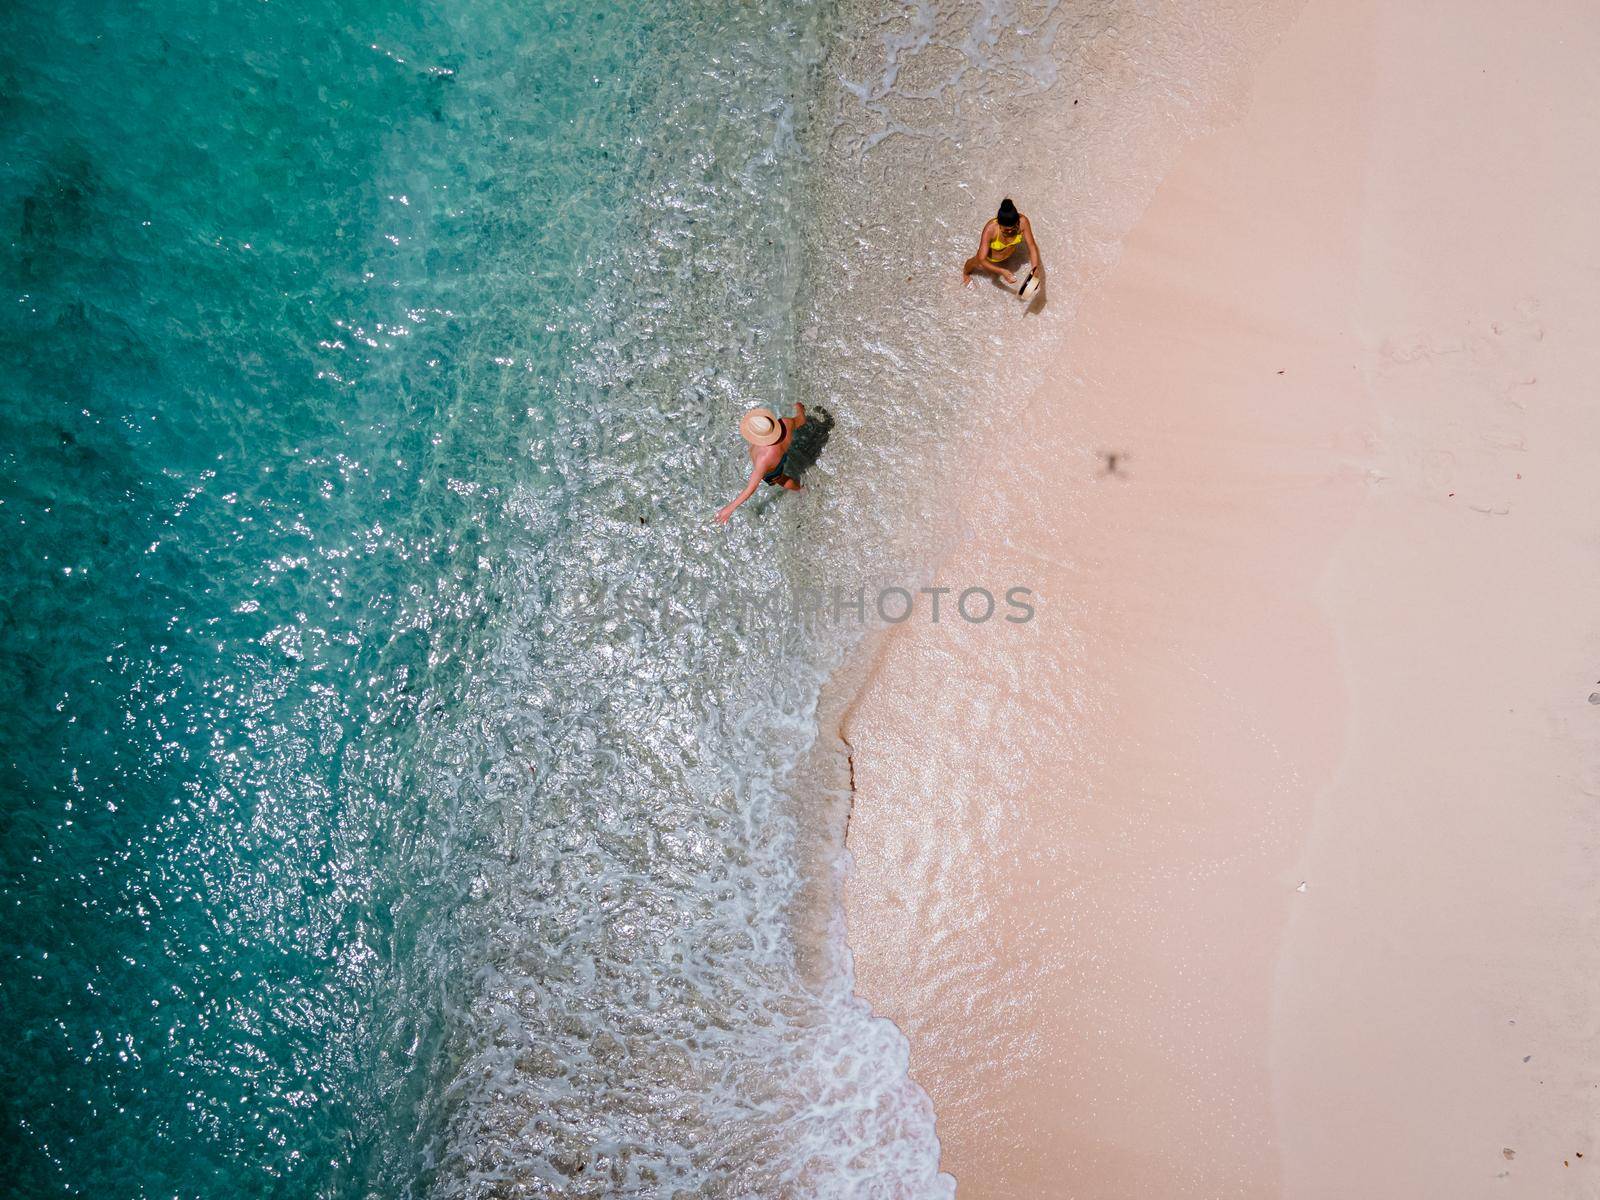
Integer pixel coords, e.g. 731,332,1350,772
989,225,1023,255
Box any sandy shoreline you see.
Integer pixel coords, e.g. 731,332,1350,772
840,0,1600,1194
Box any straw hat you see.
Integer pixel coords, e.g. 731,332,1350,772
739,407,783,446
1015,263,1041,301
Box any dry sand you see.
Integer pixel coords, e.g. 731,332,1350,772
840,0,1600,1195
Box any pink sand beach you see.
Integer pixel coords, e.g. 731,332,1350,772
841,0,1600,1193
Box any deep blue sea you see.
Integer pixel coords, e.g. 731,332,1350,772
0,1,951,1196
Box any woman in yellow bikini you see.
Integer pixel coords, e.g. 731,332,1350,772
962,197,1044,289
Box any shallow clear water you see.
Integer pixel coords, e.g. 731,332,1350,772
2,0,1288,1194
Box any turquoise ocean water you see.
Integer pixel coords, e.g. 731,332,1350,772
0,0,949,1195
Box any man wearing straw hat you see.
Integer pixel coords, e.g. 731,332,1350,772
714,402,807,525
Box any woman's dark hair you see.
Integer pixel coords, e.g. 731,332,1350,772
997,198,1020,226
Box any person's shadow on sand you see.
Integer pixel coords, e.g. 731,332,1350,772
783,404,835,479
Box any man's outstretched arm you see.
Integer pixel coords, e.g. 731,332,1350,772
715,468,764,525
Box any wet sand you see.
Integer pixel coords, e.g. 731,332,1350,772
840,0,1600,1194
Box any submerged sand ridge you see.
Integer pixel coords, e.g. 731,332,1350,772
841,0,1600,1195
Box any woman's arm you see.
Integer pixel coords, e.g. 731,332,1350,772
1021,215,1044,279
715,468,764,525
